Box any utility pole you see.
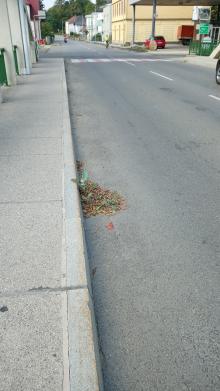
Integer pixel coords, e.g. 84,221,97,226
132,5,136,45
151,0,157,39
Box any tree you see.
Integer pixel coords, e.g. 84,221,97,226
96,0,107,12
69,0,95,16
45,0,96,32
54,0,69,5
41,21,53,37
39,0,44,10
211,5,220,23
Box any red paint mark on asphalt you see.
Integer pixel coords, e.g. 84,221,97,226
106,222,114,231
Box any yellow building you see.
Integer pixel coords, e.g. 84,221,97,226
112,1,195,44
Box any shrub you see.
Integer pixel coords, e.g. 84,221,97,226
92,33,102,42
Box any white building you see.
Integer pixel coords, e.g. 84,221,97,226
65,16,86,36
86,12,104,41
103,3,112,40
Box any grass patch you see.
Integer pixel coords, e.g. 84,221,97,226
76,161,125,218
129,46,148,52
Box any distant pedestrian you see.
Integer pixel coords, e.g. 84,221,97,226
105,35,109,49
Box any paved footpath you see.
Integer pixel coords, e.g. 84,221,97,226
0,58,102,391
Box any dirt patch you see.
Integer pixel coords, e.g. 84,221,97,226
129,46,148,52
76,161,125,218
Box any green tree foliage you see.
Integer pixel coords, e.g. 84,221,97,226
39,0,44,10
96,0,107,12
46,3,71,32
41,21,54,37
211,5,220,23
45,0,100,32
68,0,95,16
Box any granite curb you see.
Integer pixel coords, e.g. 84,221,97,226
61,59,104,391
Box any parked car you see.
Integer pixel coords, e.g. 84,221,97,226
144,36,166,49
216,59,220,85
211,44,220,85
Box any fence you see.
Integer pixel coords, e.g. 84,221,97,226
189,41,220,56
0,49,8,85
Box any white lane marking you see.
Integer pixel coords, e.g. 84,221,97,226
71,58,178,64
99,59,111,62
149,71,173,81
71,59,82,63
209,94,220,101
125,61,136,67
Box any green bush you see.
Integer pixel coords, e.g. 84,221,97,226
41,21,53,38
70,32,80,39
92,33,102,42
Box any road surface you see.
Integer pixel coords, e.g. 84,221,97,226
43,40,220,391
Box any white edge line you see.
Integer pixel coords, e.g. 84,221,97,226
209,94,220,101
149,70,173,81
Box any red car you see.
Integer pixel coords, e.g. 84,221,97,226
144,36,166,49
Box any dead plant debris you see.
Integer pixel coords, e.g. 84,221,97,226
76,161,126,218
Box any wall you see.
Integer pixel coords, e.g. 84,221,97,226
0,0,17,85
103,4,112,39
0,0,35,86
7,0,26,74
112,0,194,44
86,13,104,40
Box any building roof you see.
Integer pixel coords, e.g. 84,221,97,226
67,16,86,26
26,0,40,18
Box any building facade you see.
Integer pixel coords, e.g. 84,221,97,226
103,4,112,40
86,12,104,40
65,16,86,36
26,0,41,40
0,0,37,87
112,1,195,44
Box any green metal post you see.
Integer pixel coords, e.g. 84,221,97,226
0,49,8,85
13,45,19,75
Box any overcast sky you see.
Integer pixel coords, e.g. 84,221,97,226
43,0,55,9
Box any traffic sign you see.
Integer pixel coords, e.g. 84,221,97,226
199,24,209,35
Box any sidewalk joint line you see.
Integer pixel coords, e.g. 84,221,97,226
0,285,88,299
0,200,62,205
0,136,62,139
0,153,62,157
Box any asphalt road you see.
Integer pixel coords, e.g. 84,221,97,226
43,40,220,391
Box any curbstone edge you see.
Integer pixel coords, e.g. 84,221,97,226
61,59,104,391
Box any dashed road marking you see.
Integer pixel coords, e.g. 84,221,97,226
125,61,136,67
209,94,220,101
149,71,173,81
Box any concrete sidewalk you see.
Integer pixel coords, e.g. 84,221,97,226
184,55,217,69
0,58,102,391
